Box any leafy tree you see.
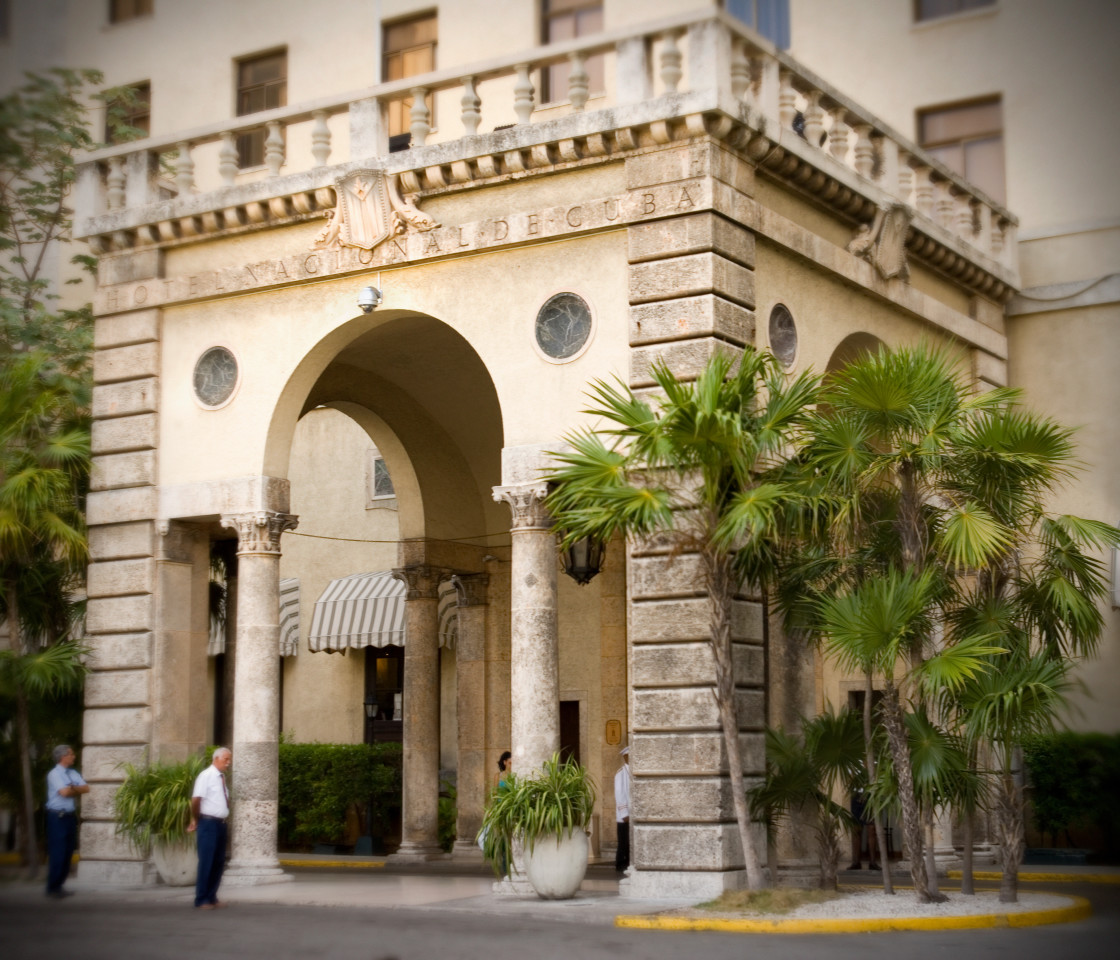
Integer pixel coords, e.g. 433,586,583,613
546,350,820,890
0,69,134,873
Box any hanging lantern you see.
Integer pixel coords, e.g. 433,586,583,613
560,535,606,586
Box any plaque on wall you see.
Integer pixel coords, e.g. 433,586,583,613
534,292,593,362
193,346,239,408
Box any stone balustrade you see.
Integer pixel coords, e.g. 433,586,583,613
74,7,1017,288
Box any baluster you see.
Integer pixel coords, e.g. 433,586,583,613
976,203,993,255
955,193,974,239
990,218,1005,259
730,40,750,102
659,31,683,93
311,110,331,167
876,136,900,198
568,52,589,112
410,88,431,144
106,156,126,210
897,151,915,207
460,76,481,135
913,165,934,217
219,132,238,185
174,141,195,195
852,124,873,179
936,180,955,228
513,65,535,124
778,70,796,128
803,90,825,147
265,121,284,175
828,106,850,162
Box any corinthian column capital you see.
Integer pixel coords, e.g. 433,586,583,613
220,511,299,555
493,482,552,531
391,563,447,600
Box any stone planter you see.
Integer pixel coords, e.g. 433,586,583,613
153,839,197,887
524,829,589,899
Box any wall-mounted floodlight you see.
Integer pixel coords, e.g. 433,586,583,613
358,286,383,313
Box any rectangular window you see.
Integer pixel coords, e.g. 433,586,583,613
236,50,287,168
384,13,437,144
106,81,150,143
366,449,397,507
915,0,995,22
541,0,604,104
919,97,1004,204
109,0,152,23
724,0,790,49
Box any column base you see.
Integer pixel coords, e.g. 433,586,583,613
451,839,485,861
223,860,293,886
621,867,745,900
387,842,447,863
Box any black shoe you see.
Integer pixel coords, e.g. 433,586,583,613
847,863,861,870
46,889,74,899
868,862,881,871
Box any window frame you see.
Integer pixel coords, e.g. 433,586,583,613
109,0,153,24
540,0,605,105
382,11,438,141
917,95,1005,204
234,48,288,170
105,81,150,144
913,0,996,23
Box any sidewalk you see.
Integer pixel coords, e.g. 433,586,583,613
1,854,1115,929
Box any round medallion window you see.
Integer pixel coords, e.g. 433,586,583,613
534,292,593,362
768,304,798,367
193,346,239,408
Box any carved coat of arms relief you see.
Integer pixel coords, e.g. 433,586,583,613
314,169,439,252
848,202,915,281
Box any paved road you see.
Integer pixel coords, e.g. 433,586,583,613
1,879,1117,960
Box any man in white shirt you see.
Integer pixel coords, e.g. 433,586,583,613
614,745,631,873
187,747,231,909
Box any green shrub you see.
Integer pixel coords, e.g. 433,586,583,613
114,752,209,849
1023,732,1120,854
278,741,402,847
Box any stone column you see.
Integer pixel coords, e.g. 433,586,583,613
220,511,297,884
493,483,560,773
451,573,489,860
389,564,444,861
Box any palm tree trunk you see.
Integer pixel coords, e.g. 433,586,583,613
879,679,940,902
7,581,38,878
923,802,940,898
863,672,893,894
996,767,1023,903
961,809,975,895
706,550,768,890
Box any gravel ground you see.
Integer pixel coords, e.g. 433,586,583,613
748,889,1074,919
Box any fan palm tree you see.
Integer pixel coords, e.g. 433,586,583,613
796,342,1118,903
749,706,864,889
0,351,90,874
545,349,821,890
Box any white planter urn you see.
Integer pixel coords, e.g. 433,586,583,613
524,829,589,900
153,839,197,887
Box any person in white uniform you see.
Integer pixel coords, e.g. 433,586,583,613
187,747,232,909
614,745,631,873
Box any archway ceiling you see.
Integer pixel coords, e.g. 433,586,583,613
303,313,506,542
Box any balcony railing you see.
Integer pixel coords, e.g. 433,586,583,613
75,6,1016,284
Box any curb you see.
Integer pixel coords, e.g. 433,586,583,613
948,870,1120,885
614,895,1092,934
278,858,385,870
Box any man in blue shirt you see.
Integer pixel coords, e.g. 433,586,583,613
45,744,89,898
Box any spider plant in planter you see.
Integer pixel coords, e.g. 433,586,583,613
480,752,597,899
114,752,209,886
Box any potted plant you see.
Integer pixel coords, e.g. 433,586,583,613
480,752,597,899
114,752,209,886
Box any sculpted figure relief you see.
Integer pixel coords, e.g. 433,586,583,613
314,169,439,252
848,202,914,281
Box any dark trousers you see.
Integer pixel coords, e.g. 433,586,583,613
45,811,77,893
194,817,227,907
615,820,630,872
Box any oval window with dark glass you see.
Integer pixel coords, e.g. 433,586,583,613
535,293,593,362
769,304,798,367
193,346,239,408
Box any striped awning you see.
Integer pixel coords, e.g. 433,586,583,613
308,571,458,654
278,578,300,657
208,578,301,657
